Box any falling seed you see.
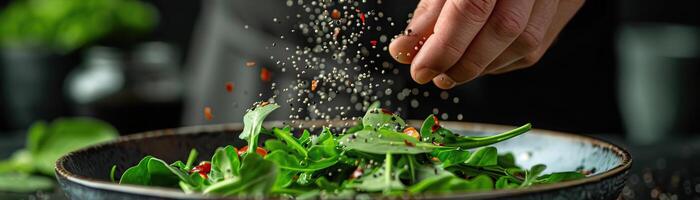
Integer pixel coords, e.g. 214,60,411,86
260,68,271,81
204,106,213,121
245,61,256,67
225,82,234,93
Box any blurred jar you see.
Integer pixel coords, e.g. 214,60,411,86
617,23,700,144
128,42,183,102
65,47,125,105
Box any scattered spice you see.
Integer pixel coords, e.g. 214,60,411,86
403,127,420,140
238,145,268,157
204,106,213,121
260,68,271,81
359,12,365,24
245,61,256,67
191,161,211,179
311,79,319,92
331,9,341,20
225,82,234,93
431,115,441,132
380,108,393,115
350,167,364,179
403,139,415,147
370,40,377,46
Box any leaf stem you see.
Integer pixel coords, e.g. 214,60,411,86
384,152,392,193
185,148,198,171
447,123,531,149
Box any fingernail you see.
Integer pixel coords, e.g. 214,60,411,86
435,75,456,89
413,69,439,84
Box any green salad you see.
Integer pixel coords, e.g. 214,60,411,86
113,102,585,198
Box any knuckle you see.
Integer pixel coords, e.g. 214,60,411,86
451,0,496,23
452,59,485,82
414,0,430,15
521,53,542,67
516,28,543,53
433,36,465,60
491,8,528,38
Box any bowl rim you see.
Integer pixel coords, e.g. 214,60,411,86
56,120,632,199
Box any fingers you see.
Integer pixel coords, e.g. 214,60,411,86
485,0,559,73
410,0,497,84
491,0,585,74
389,0,446,64
433,0,536,89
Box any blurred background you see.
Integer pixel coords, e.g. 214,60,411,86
0,0,699,199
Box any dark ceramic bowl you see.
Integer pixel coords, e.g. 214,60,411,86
56,121,631,199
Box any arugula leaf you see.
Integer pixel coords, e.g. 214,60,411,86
204,153,277,196
265,151,337,172
433,149,470,168
419,114,438,140
273,128,308,157
464,147,498,167
340,129,444,154
519,164,547,187
240,103,280,154
497,153,518,169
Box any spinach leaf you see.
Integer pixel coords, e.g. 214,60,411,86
0,173,54,193
408,174,493,194
535,172,585,184
119,156,192,187
464,147,498,167
433,149,470,168
203,153,277,196
184,149,198,171
210,145,240,182
495,176,520,189
519,164,547,187
361,108,406,131
497,153,518,169
419,115,438,140
340,128,445,154
445,124,531,149
239,103,280,154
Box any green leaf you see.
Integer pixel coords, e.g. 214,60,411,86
119,156,192,187
265,150,338,172
0,173,54,193
495,176,520,189
362,108,406,131
464,147,498,167
408,174,493,194
203,153,277,196
535,172,585,184
419,115,437,140
445,124,531,149
29,118,118,175
340,129,444,154
433,149,470,168
497,153,518,169
273,128,308,157
240,103,280,154
184,149,198,171
110,165,117,183
519,164,547,187
210,145,240,182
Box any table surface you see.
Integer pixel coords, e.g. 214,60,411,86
1,131,700,200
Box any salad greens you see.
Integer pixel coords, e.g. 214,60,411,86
114,102,585,198
0,118,118,192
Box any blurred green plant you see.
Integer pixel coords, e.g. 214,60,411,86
0,118,119,192
0,0,157,53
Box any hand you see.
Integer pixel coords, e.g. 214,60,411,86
389,0,585,89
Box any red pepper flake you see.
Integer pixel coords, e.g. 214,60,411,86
259,101,270,107
359,12,365,24
333,27,341,40
403,127,420,140
403,139,415,147
431,157,440,162
311,79,319,92
432,142,445,146
380,108,393,115
331,9,341,20
350,167,364,179
204,106,213,121
431,115,440,132
260,68,271,81
237,145,268,157
245,61,256,67
225,82,234,93
370,40,377,47
191,161,211,179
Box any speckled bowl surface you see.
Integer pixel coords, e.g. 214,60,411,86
56,121,631,200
